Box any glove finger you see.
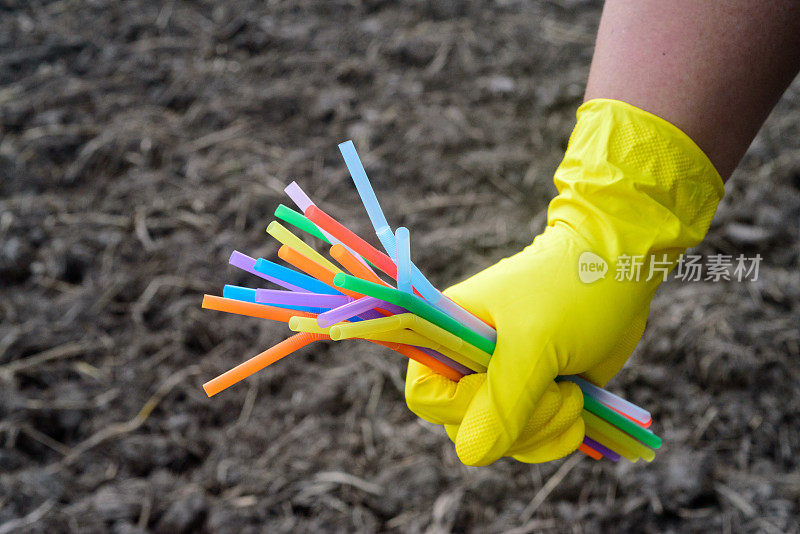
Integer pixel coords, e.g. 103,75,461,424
506,381,583,456
454,335,560,466
582,313,647,387
503,381,564,444
404,359,485,425
510,417,585,464
442,381,564,446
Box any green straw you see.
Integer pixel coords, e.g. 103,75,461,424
275,204,330,244
583,394,662,449
275,204,380,270
334,273,496,354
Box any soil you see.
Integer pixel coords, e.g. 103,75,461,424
1,1,799,532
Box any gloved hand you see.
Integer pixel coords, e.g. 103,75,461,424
406,99,724,466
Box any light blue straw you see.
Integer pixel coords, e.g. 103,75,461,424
338,140,497,342
395,227,412,294
338,140,441,303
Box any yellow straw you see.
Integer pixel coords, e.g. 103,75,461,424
267,221,342,274
328,314,404,339
583,410,655,462
355,330,487,373
289,315,486,373
288,316,332,335
331,314,491,368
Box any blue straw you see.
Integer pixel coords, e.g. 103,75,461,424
253,258,342,296
222,285,331,314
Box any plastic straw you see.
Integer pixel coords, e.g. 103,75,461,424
338,140,496,342
285,181,316,213
334,273,495,354
267,221,341,275
332,327,484,374
583,413,639,462
277,245,362,301
559,375,652,427
583,436,620,462
578,442,603,460
329,244,386,287
275,204,330,244
359,332,478,375
305,205,398,279
331,314,491,369
395,227,412,293
254,289,350,309
203,310,463,396
583,395,662,449
338,141,394,250
288,316,473,375
254,258,341,296
284,317,465,381
203,331,327,396
288,316,332,334
229,251,305,292
223,285,330,314
284,181,371,268
584,410,655,462
317,297,400,328
307,204,496,342
202,295,315,323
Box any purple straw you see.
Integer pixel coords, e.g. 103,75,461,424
229,251,305,292
255,289,351,308
583,436,620,462
317,296,405,328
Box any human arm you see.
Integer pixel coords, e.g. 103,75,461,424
404,0,800,466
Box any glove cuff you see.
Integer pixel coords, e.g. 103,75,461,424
547,98,724,258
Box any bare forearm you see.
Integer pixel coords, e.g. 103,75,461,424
585,0,800,180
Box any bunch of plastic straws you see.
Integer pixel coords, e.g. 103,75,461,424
201,141,662,463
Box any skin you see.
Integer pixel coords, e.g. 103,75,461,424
585,0,800,181
408,1,800,465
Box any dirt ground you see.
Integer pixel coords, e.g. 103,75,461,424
2,1,800,532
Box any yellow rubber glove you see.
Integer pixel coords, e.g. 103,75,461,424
405,99,724,466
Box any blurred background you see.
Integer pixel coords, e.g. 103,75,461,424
1,1,799,532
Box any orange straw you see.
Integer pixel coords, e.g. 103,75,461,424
202,329,463,396
578,442,603,460
203,331,328,396
330,243,392,287
305,205,397,278
277,245,364,300
202,295,315,322
611,405,653,428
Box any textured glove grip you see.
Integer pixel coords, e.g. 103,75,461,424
548,98,725,258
